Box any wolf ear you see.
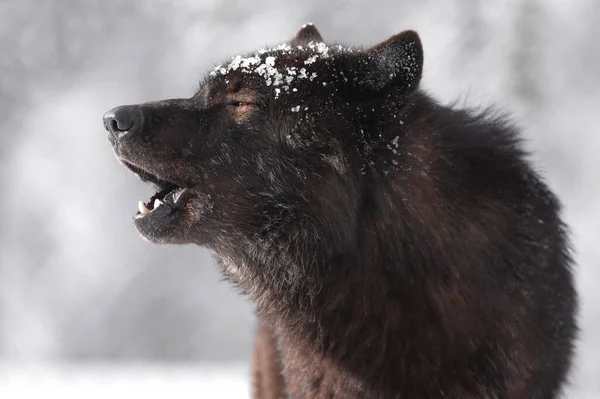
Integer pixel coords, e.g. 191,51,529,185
353,30,423,93
291,23,323,46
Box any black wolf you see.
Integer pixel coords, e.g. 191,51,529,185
104,24,577,398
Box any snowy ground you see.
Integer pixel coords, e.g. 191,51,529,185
0,363,597,398
0,363,250,399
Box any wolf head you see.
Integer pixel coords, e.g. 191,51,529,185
104,25,423,257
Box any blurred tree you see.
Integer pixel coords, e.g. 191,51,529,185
458,0,485,58
0,0,178,359
510,0,544,112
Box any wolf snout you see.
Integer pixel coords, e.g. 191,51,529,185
103,105,142,144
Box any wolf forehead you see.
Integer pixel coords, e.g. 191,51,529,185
208,40,352,99
202,24,424,105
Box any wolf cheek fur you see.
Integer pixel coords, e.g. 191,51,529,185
105,23,577,398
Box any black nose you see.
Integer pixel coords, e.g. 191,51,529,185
103,106,141,142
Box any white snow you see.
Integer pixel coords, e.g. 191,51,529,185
209,40,341,98
304,54,318,65
265,56,276,67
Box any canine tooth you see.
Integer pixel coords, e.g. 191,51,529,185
154,199,162,209
173,188,185,203
138,201,150,214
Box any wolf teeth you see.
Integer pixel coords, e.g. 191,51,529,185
138,201,150,214
154,199,163,209
173,188,185,203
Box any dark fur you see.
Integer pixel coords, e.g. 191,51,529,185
105,25,577,398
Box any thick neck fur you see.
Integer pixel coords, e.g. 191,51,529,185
214,90,567,397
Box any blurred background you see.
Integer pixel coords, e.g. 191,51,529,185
0,0,598,397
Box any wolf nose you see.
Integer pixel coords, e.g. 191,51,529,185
103,106,141,142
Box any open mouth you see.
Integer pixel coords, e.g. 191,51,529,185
121,161,188,218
